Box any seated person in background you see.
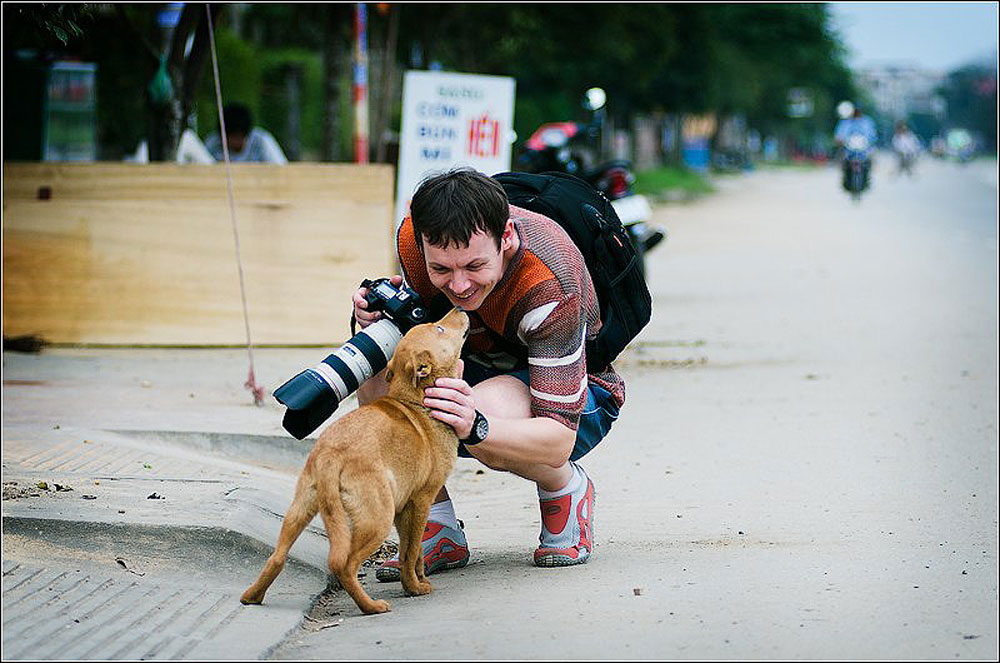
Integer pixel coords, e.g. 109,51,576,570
205,103,288,164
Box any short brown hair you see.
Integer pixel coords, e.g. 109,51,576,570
409,168,509,249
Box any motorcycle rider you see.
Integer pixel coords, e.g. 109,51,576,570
891,121,922,176
834,104,878,191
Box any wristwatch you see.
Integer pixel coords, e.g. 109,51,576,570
461,410,489,445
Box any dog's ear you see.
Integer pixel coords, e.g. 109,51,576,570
407,350,433,388
384,356,396,383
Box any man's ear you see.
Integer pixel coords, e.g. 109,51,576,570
500,219,516,252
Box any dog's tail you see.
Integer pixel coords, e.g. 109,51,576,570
316,459,352,573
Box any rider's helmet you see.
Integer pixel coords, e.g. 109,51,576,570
836,100,855,120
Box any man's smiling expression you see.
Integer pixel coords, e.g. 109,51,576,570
422,221,517,311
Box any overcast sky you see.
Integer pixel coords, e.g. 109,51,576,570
827,2,999,72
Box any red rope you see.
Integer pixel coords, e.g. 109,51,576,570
206,6,264,407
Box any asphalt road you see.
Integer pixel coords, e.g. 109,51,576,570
3,154,996,660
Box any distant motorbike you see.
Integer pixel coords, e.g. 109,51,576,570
896,150,917,177
516,93,665,277
841,133,873,201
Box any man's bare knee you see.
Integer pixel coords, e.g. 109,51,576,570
472,375,531,419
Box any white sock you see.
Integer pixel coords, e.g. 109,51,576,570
537,462,584,499
428,498,461,531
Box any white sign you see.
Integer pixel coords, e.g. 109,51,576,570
394,70,516,228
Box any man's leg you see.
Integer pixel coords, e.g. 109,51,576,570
459,374,574,490
461,375,597,567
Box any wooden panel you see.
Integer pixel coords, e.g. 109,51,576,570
2,162,398,345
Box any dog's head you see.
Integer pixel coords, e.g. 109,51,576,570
385,307,469,393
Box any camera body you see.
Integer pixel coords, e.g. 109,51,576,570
273,278,428,439
359,278,427,332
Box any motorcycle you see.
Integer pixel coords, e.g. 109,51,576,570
896,149,917,177
841,132,873,202
516,89,665,277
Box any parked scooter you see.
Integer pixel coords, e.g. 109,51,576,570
516,88,665,277
841,132,873,202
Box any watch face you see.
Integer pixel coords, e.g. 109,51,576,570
474,415,489,441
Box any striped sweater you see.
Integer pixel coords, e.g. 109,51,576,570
397,204,626,430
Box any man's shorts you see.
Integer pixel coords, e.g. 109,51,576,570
458,363,619,461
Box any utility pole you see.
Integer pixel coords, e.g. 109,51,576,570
353,3,369,163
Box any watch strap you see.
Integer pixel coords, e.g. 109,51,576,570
461,410,488,445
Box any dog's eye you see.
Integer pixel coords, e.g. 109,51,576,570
435,325,444,333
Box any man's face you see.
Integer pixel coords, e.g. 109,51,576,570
422,222,514,311
226,131,247,153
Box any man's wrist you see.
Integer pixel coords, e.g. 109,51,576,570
460,410,489,445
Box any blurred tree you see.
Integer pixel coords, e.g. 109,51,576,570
708,4,856,148
383,3,856,161
2,3,94,46
3,3,868,165
940,64,998,153
2,3,97,159
238,3,353,160
111,3,222,161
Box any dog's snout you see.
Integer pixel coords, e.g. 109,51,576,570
441,308,470,339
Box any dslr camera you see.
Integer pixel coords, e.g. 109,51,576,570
274,278,428,439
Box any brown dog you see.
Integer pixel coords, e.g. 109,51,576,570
240,307,469,614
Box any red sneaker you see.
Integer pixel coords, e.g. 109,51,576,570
375,520,470,582
533,464,595,567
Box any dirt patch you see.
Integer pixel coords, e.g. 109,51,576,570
2,480,76,501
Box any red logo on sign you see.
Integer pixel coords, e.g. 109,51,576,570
468,113,501,158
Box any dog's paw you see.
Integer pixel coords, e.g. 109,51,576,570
365,599,392,614
240,590,264,605
404,581,433,596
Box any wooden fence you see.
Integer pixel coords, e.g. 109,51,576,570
2,162,397,345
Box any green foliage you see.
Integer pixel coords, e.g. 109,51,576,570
388,3,856,146
633,166,715,198
2,3,94,47
193,28,348,159
258,49,325,158
0,3,883,162
195,28,261,137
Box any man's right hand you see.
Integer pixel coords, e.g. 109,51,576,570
352,274,404,329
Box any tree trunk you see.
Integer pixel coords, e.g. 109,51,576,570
139,3,220,162
284,64,303,161
146,98,181,162
374,5,399,164
322,10,344,162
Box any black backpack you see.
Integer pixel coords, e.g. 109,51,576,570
492,170,652,372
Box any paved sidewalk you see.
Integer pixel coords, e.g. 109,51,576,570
1,349,340,660
1,346,574,659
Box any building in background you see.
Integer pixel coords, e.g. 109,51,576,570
855,64,947,144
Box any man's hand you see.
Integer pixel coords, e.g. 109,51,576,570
352,274,404,329
423,372,476,440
